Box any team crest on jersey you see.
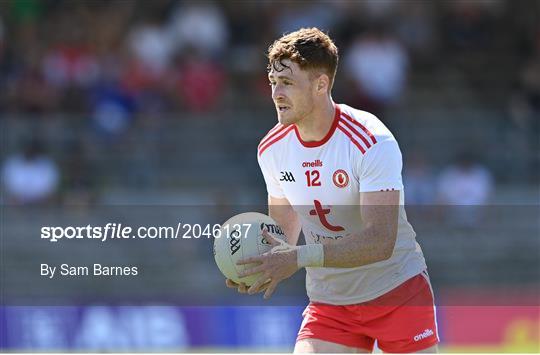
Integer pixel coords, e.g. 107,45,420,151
332,169,349,188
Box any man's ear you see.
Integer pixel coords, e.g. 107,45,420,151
316,74,330,94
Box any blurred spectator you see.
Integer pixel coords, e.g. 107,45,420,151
12,52,61,113
62,141,96,206
359,0,400,21
41,32,99,90
127,16,174,80
8,0,44,24
0,15,4,53
436,151,494,227
508,31,540,181
437,152,494,205
403,152,436,206
274,2,343,35
90,80,136,137
1,139,60,205
510,32,540,126
344,28,408,114
6,17,60,113
39,7,100,112
394,1,437,57
441,0,504,50
224,2,264,48
168,1,229,58
518,55,540,117
173,49,226,113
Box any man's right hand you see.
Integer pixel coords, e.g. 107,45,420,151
225,279,271,294
225,279,249,293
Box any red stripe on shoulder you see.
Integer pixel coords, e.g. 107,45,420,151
258,124,286,149
337,124,366,154
266,122,284,138
258,125,294,156
341,112,377,144
339,117,371,149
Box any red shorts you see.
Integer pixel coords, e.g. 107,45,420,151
297,271,439,353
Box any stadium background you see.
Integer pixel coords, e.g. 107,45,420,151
0,0,538,352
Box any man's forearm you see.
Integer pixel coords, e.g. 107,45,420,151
275,214,301,245
322,226,396,268
269,206,301,245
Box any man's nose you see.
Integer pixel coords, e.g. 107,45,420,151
272,86,284,101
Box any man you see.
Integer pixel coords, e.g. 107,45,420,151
226,28,439,353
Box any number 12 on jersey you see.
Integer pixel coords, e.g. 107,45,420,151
305,170,321,187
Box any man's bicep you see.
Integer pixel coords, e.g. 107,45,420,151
360,190,400,207
268,195,301,245
359,190,399,251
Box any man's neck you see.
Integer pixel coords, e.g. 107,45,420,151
295,99,335,142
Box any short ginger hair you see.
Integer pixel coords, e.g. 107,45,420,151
268,27,339,89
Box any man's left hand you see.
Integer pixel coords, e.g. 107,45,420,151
237,229,299,299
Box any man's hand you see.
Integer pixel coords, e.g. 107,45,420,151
225,278,271,294
236,229,299,299
225,279,249,293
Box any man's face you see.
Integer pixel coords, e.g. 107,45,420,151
268,59,317,125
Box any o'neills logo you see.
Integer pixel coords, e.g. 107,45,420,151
260,223,284,245
302,159,323,168
260,223,284,236
414,329,434,342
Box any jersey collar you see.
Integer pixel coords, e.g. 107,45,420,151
294,104,341,148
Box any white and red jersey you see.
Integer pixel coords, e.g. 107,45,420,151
257,103,427,305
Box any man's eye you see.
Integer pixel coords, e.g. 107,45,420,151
269,82,276,86
284,81,292,86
